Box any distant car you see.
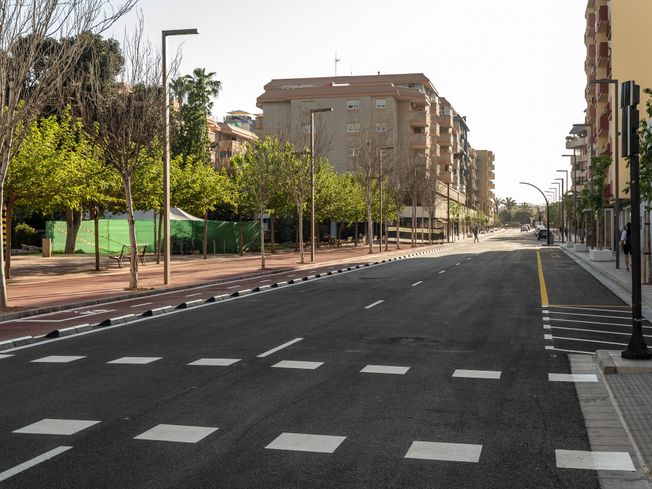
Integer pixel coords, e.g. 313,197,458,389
537,228,549,240
520,225,529,232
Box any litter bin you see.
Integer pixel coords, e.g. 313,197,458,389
42,238,51,258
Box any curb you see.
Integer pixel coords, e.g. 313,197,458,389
98,314,136,327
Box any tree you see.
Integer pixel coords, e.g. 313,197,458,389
503,197,517,212
633,89,652,281
0,0,135,308
85,20,163,289
280,145,311,262
581,155,610,249
172,68,221,164
231,137,282,269
494,197,504,226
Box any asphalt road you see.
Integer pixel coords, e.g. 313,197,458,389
0,230,623,488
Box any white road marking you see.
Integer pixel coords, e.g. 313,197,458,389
548,305,632,314
129,302,153,308
134,424,218,444
551,336,628,346
13,419,100,436
438,270,446,274
405,441,482,463
272,360,323,370
227,285,239,289
0,354,14,360
452,369,501,380
364,300,384,309
543,324,551,330
455,263,461,266
542,309,549,314
15,309,116,323
360,365,410,375
555,449,635,471
260,279,272,283
184,293,202,297
549,317,630,327
265,432,346,453
546,346,595,355
257,338,303,358
107,356,162,365
549,373,598,383
31,356,85,364
0,446,73,483
544,334,553,340
548,311,632,320
188,358,240,366
543,317,550,322
550,325,652,338
411,281,423,287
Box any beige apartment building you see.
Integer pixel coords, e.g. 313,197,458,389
256,73,493,228
476,150,496,220
207,118,257,171
577,0,652,244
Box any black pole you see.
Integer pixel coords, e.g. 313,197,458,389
519,182,550,245
621,80,651,359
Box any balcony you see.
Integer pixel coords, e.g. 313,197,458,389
596,82,609,102
587,104,596,122
597,42,609,66
409,110,429,127
566,136,587,150
437,113,453,129
410,133,428,149
597,5,609,33
437,151,454,168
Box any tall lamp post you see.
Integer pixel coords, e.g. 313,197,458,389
309,107,333,263
162,28,198,285
591,78,620,268
551,182,562,241
561,156,576,242
557,169,570,241
379,146,393,253
573,123,593,248
520,182,551,245
555,177,565,243
546,192,555,231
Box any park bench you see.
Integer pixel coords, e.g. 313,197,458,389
109,244,148,268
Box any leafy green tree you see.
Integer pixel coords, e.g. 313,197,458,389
581,155,610,248
279,145,311,262
503,197,516,212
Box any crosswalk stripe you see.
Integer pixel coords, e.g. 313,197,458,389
549,317,630,327
551,336,628,347
550,325,652,338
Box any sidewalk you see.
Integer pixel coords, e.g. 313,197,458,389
3,231,493,320
560,243,652,484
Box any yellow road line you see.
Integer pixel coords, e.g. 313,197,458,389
537,250,549,307
547,304,630,309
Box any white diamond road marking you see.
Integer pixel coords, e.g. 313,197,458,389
0,446,72,483
360,365,410,375
272,360,323,370
134,424,218,443
265,432,346,453
548,373,599,383
452,369,501,380
0,354,13,360
107,357,162,365
555,449,635,471
405,441,483,463
13,419,100,436
31,356,86,364
188,358,241,367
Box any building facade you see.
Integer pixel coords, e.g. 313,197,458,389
207,118,257,171
476,150,496,220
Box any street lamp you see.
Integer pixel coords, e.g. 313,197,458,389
309,107,333,263
555,177,565,243
572,123,593,247
162,28,199,285
561,156,576,242
591,78,621,267
558,168,570,242
521,182,551,246
379,146,394,252
552,182,562,241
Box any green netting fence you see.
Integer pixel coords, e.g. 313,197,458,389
44,219,260,254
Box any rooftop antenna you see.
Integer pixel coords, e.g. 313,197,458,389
334,51,341,76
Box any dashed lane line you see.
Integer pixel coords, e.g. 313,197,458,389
257,338,304,358
411,281,423,287
438,270,446,274
364,300,384,310
0,446,73,483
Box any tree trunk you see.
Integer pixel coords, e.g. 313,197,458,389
64,208,82,254
354,222,359,246
411,195,417,247
123,176,139,290
0,184,8,309
270,215,276,253
366,198,373,254
4,195,13,280
239,218,244,256
203,214,208,259
259,205,265,269
93,208,100,271
156,210,163,264
396,216,401,249
298,208,304,264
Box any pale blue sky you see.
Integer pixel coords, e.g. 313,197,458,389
111,0,588,204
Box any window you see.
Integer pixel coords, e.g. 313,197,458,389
347,99,360,110
347,123,360,133
375,122,387,133
347,148,360,157
413,126,424,134
302,101,315,111
303,124,311,134
375,98,387,109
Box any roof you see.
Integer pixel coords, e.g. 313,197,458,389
263,73,439,94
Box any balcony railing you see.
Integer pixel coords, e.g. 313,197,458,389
597,5,609,33
597,42,609,66
596,82,609,101
598,113,609,136
409,110,429,127
409,133,428,149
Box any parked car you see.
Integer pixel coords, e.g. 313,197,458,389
537,228,549,240
520,225,529,232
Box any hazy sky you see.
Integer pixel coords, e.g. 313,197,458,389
111,0,588,204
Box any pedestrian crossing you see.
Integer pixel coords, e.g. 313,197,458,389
541,304,647,354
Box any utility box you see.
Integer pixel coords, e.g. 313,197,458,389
42,238,51,258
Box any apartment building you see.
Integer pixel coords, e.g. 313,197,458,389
224,110,256,132
207,118,257,171
476,150,496,220
581,0,652,212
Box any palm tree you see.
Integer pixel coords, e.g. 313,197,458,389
184,67,221,115
504,197,517,211
493,197,504,226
